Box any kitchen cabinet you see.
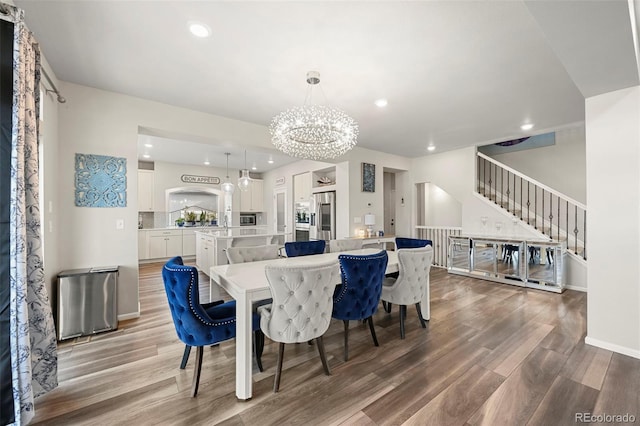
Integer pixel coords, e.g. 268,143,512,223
294,172,312,202
148,230,182,259
182,229,197,256
240,179,264,212
137,170,155,212
196,233,215,274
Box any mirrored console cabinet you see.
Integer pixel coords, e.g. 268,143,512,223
448,236,566,293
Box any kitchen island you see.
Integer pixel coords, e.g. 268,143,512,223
195,228,290,275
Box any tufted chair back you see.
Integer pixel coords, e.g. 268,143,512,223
226,244,280,264
260,261,339,343
395,237,432,249
381,246,433,339
329,239,364,253
332,250,388,360
162,256,237,347
333,251,388,321
284,240,326,257
383,247,433,306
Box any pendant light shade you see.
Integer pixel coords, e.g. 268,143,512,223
222,152,234,194
238,150,251,192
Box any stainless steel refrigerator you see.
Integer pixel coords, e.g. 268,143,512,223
310,191,336,241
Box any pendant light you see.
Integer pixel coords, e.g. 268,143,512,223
221,152,235,194
238,150,251,192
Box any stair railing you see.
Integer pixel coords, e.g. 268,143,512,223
477,152,587,260
415,226,462,268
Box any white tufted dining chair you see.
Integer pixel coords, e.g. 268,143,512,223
381,246,433,339
259,260,340,392
226,244,280,264
329,239,364,253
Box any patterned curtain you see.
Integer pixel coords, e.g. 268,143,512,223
3,3,58,424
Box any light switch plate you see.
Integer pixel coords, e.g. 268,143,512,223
116,219,124,230
354,217,362,223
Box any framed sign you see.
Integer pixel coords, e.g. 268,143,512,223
275,176,285,186
362,162,375,192
180,174,220,184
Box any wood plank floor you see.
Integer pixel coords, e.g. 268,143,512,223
31,263,640,425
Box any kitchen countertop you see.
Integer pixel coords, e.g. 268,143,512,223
139,225,268,231
195,228,288,239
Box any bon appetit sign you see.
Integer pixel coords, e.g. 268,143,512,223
181,174,221,185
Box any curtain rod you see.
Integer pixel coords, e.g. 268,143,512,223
41,68,66,103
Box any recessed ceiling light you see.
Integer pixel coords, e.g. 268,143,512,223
204,161,210,165
188,22,211,38
251,166,257,171
267,159,274,164
374,98,388,108
521,123,534,131
427,145,436,152
142,154,150,159
144,143,153,148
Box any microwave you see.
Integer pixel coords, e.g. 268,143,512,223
239,213,257,226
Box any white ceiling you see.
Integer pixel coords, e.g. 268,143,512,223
15,1,640,163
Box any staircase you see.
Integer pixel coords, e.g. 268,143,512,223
477,152,587,260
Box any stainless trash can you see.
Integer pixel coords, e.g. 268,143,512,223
56,266,118,340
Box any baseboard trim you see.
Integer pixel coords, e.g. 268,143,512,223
118,306,140,321
564,284,587,292
585,336,640,359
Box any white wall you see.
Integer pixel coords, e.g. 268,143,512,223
585,85,640,358
342,147,412,239
424,183,462,227
56,82,274,317
487,126,586,203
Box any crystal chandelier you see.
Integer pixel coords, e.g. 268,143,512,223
238,150,251,192
270,71,359,160
221,152,234,194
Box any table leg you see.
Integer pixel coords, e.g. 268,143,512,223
209,277,221,303
235,292,253,400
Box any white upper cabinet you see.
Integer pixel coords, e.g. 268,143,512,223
138,170,154,212
294,172,312,202
240,179,264,212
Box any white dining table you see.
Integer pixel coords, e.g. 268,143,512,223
209,248,430,400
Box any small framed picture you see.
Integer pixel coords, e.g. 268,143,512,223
362,162,375,192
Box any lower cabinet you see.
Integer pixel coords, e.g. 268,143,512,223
145,230,183,260
195,233,215,275
182,229,197,257
139,229,201,261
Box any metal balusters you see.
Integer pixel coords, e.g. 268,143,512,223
557,195,560,241
533,187,538,229
500,168,503,207
541,188,545,234
574,206,579,255
548,192,553,239
513,172,516,216
475,153,587,260
520,176,523,219
566,200,569,243
527,182,530,226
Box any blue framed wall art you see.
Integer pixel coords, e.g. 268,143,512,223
75,153,127,207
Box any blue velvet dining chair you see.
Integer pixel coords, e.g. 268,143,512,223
332,250,388,361
284,240,326,257
162,256,264,397
395,237,433,249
